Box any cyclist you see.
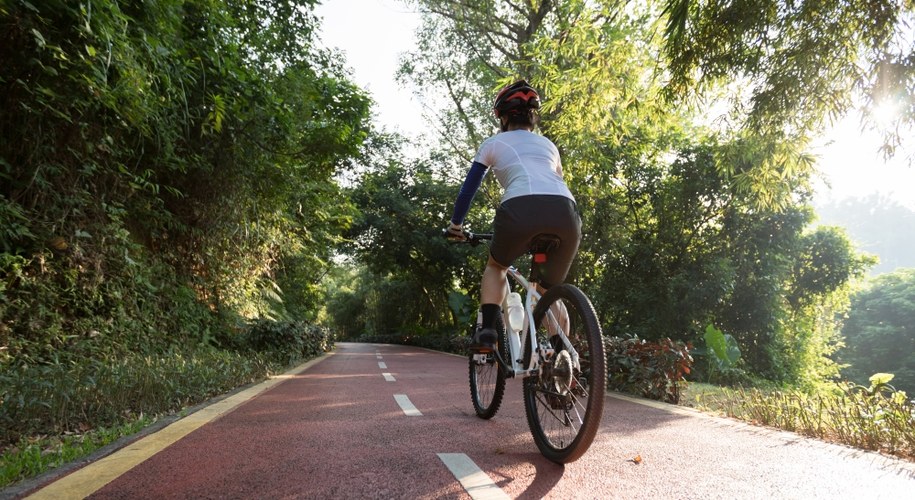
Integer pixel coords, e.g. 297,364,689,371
446,80,581,352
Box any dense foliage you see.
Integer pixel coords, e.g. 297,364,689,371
686,376,915,460
326,156,466,338
324,0,874,390
838,269,915,395
606,336,693,403
1,0,368,363
0,0,368,459
661,0,915,159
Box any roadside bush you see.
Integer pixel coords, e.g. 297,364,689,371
688,324,753,386
606,336,693,403
0,349,274,444
239,320,334,365
0,318,334,486
353,327,468,355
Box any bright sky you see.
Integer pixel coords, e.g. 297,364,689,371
315,0,425,137
810,117,915,210
315,0,915,210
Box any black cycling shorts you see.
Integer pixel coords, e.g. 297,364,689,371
490,194,581,288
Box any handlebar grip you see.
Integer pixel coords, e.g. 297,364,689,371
442,229,493,247
442,228,474,241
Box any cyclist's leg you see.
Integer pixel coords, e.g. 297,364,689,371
546,299,570,342
474,200,529,351
480,256,508,305
471,257,507,351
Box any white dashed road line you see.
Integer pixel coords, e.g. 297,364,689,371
378,361,387,369
437,453,510,500
382,372,396,382
393,394,422,416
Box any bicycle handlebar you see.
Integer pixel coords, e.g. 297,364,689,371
441,228,492,246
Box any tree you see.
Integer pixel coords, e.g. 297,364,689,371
339,155,480,337
661,0,915,159
394,0,871,387
839,269,915,395
0,0,371,362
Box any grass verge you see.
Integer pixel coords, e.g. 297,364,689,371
681,382,915,461
0,416,155,488
0,345,330,489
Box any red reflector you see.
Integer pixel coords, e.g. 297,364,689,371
534,253,547,263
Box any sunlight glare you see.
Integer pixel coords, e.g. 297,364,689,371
869,99,900,130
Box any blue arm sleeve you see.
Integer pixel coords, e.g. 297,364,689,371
450,161,489,225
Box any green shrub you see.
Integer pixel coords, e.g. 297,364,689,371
353,327,468,355
606,336,693,403
239,320,334,365
689,325,753,387
0,349,275,445
0,318,333,487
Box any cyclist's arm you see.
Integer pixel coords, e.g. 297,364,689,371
450,161,489,225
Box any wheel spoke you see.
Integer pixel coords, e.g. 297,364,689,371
470,336,506,419
523,284,605,463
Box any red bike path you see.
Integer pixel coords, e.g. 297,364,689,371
12,342,915,499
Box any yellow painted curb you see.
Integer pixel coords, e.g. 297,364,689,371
27,353,333,500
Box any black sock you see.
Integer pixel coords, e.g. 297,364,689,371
480,303,502,331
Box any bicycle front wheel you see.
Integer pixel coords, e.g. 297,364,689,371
469,323,507,419
523,284,605,463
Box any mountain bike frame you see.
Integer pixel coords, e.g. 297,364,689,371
451,229,606,463
466,233,580,379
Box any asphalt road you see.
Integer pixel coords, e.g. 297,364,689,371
13,342,915,499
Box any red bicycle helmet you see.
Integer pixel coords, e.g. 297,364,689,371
493,80,541,118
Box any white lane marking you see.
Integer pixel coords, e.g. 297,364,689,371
376,355,383,359
378,361,387,369
394,394,422,416
437,453,510,500
382,372,396,382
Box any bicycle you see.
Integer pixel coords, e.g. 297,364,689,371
447,230,605,464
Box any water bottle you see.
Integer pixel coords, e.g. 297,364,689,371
507,292,524,333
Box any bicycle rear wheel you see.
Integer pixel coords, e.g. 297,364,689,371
469,323,507,419
523,284,605,463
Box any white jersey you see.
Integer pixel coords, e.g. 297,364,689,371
473,130,574,203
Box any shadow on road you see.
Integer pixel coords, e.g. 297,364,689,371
486,451,564,499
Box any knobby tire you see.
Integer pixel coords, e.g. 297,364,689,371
523,284,605,463
468,322,507,419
